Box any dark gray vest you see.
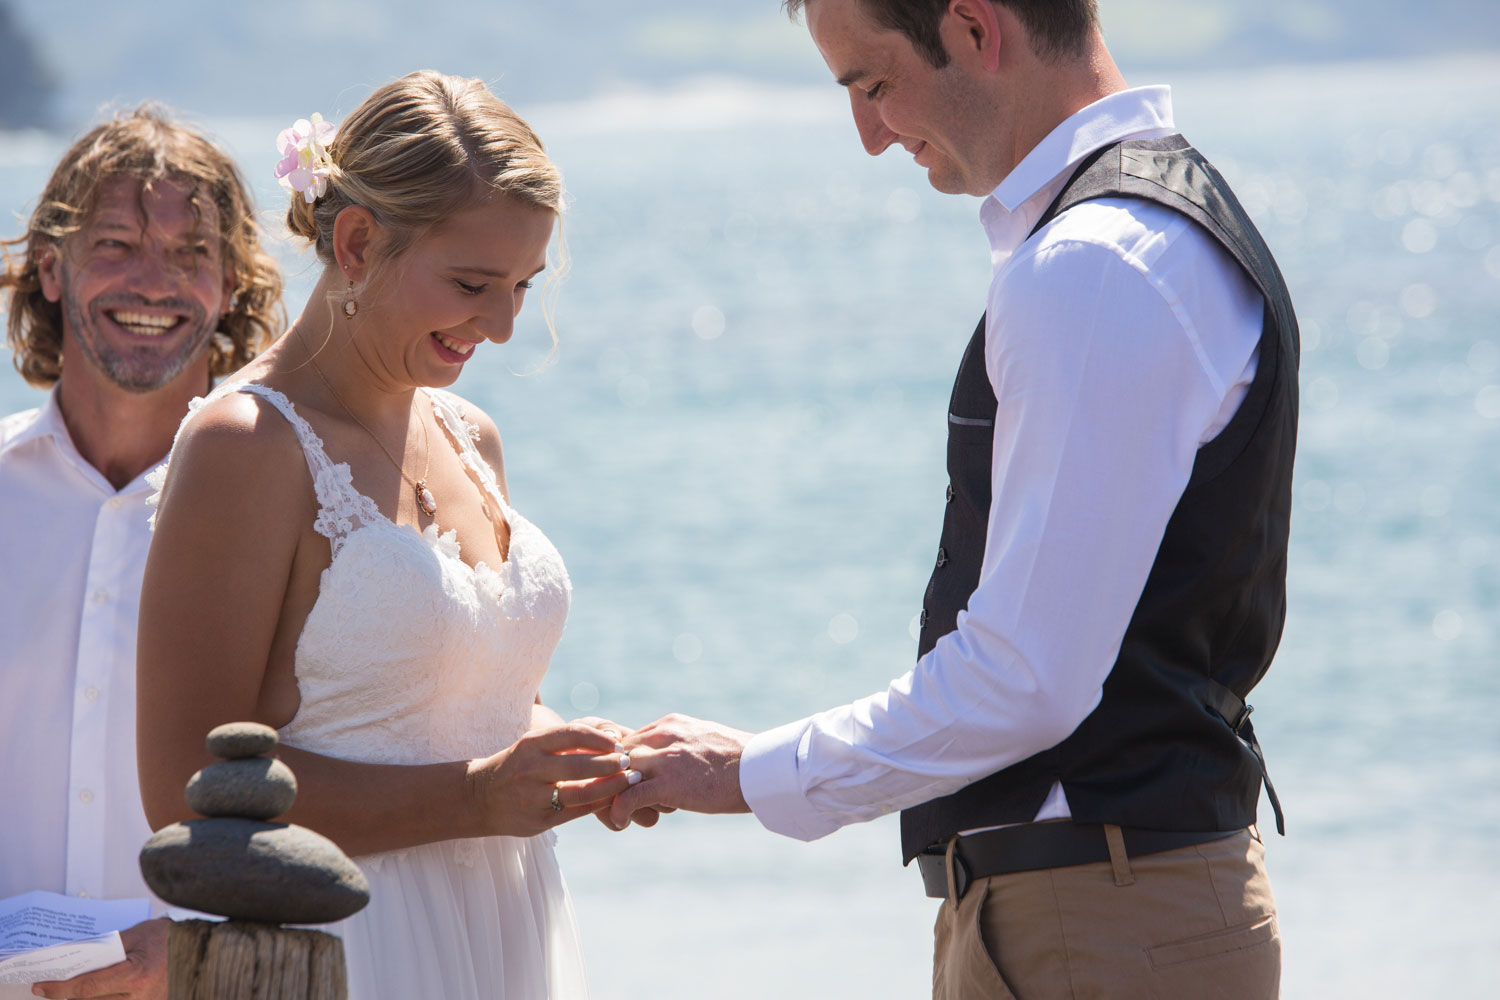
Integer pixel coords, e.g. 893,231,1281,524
900,135,1297,864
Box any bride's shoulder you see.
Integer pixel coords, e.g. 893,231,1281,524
178,385,303,455
148,385,316,588
165,385,313,503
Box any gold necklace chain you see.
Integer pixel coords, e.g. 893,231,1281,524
309,358,438,517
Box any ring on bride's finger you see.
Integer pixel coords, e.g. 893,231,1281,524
551,785,563,812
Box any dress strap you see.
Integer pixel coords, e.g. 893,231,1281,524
425,389,512,518
145,381,382,555
230,384,384,552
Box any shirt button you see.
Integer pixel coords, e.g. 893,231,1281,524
107,496,126,510
945,484,954,503
84,686,100,702
79,789,94,804
91,589,111,605
936,548,948,568
77,890,91,899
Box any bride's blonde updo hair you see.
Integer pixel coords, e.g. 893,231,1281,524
286,69,563,274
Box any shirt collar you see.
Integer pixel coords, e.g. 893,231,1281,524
980,85,1175,264
0,387,68,459
0,388,158,497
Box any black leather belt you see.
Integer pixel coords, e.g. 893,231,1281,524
916,823,1239,900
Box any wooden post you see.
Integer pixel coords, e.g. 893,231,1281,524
143,724,369,998
168,920,347,1000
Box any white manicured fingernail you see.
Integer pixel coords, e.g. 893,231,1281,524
627,769,643,786
619,753,631,770
614,742,627,754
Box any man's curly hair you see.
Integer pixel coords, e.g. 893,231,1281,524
1,106,284,388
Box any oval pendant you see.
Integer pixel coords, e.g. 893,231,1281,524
415,482,437,517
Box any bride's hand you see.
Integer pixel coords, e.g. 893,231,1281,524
570,716,674,830
465,722,640,837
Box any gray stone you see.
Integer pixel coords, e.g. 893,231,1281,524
139,818,370,924
206,722,279,759
185,757,297,820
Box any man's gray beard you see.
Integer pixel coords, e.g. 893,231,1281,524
62,284,217,395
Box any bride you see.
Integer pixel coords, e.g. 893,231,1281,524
137,71,639,998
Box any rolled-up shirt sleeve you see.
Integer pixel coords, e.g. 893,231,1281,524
741,211,1262,841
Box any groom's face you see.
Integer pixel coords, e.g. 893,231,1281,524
807,0,994,196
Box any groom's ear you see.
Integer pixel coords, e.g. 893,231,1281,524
944,0,1005,74
331,205,380,282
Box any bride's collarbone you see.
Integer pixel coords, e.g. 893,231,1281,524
243,387,511,569
316,443,513,569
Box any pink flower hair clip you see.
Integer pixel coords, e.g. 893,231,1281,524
274,113,337,203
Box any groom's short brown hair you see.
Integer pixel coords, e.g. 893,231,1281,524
782,0,1099,67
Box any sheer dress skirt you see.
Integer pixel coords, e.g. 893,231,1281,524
331,834,589,1000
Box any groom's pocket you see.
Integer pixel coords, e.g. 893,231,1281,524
933,881,1019,1000
947,412,995,451
947,411,995,441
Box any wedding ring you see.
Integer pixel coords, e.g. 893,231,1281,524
551,785,563,812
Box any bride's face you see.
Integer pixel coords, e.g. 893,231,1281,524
364,194,555,388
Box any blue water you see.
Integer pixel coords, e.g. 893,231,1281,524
3,54,1498,997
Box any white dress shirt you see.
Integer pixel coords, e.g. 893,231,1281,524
740,87,1267,842
0,390,159,902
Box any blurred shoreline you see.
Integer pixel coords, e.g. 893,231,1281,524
0,48,1495,155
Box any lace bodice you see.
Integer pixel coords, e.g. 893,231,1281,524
148,382,572,767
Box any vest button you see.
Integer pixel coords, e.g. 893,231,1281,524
936,548,948,568
945,484,954,503
919,609,928,628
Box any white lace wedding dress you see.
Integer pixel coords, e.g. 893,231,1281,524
149,382,588,999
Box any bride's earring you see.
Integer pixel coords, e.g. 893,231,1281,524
342,279,358,319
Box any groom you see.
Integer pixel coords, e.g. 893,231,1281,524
612,1,1297,996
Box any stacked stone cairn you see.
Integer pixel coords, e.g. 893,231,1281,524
140,722,370,1000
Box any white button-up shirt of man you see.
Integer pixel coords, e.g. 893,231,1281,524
0,392,159,903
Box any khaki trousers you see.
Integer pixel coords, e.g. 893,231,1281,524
932,827,1279,1000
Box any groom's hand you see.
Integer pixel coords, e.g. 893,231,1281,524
606,714,753,829
569,716,670,829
